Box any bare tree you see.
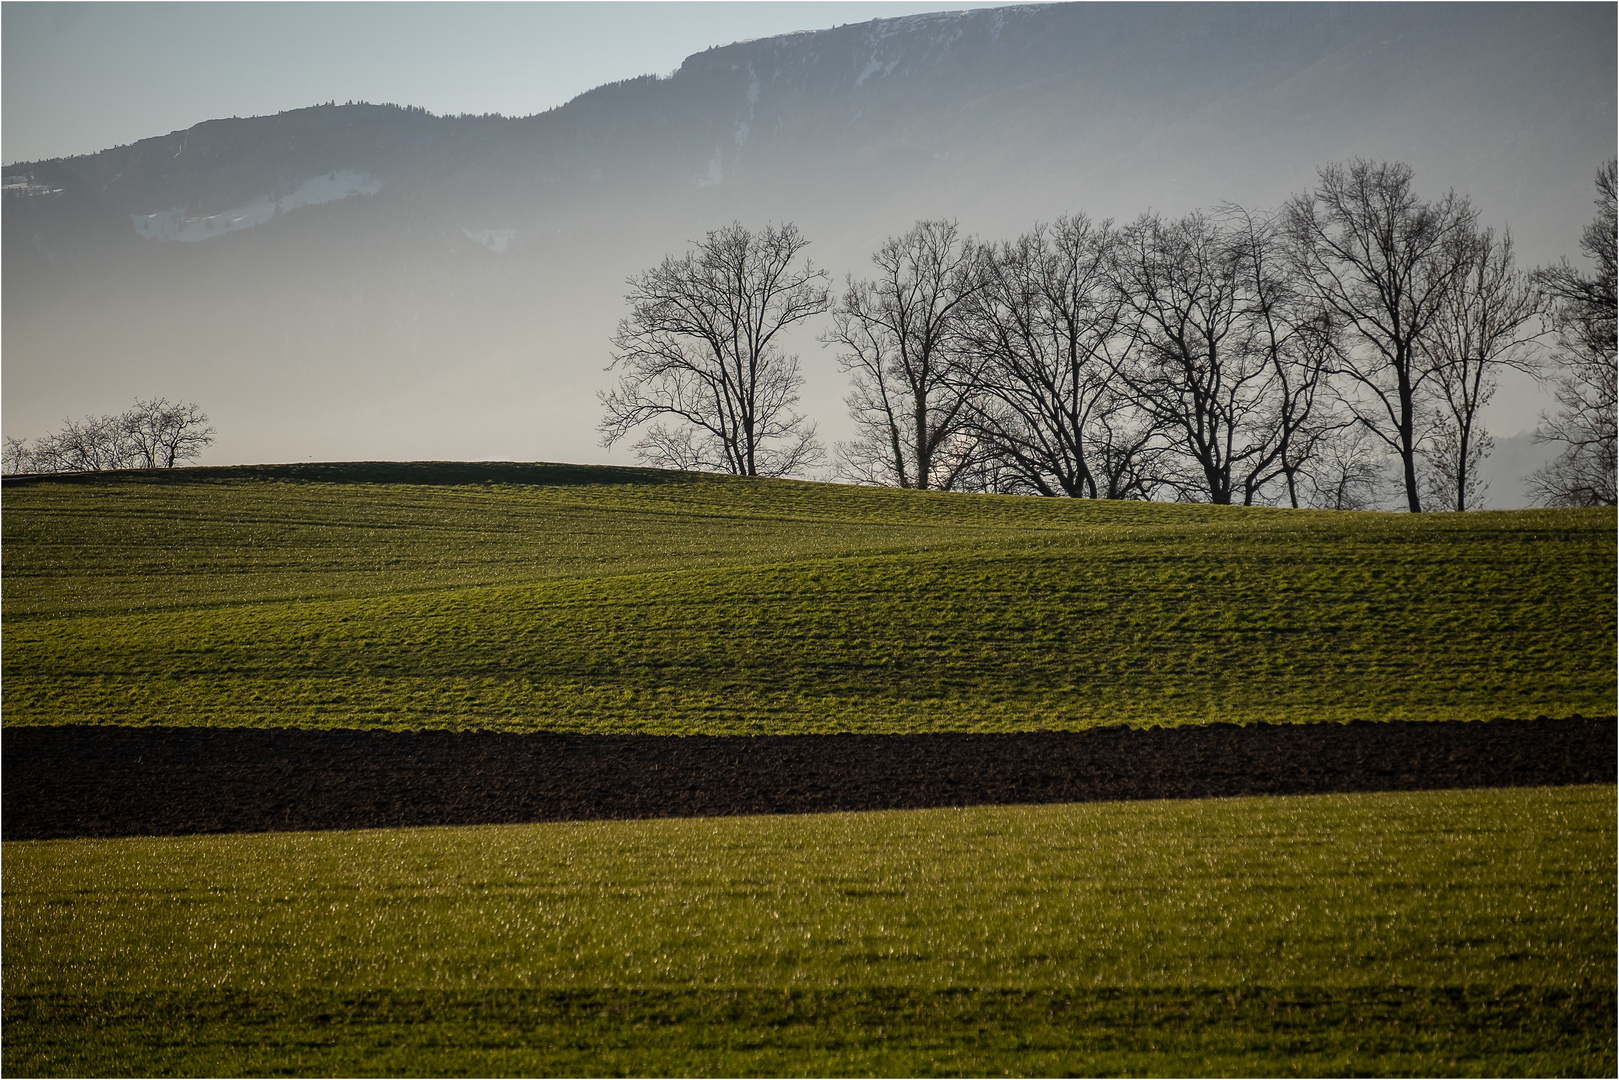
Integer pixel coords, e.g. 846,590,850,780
56,414,133,471
2,436,31,475
828,220,983,489
599,222,830,477
957,215,1147,497
121,398,217,468
1286,160,1478,512
1417,228,1539,511
1117,211,1304,505
1222,205,1342,508
3,398,214,474
1299,423,1394,511
1529,160,1617,507
5,435,46,475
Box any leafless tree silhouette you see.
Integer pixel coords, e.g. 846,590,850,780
121,398,217,468
828,220,984,490
600,222,829,477
1529,160,1617,507
957,216,1151,497
3,399,214,474
1118,210,1313,505
1286,161,1478,512
1418,228,1540,511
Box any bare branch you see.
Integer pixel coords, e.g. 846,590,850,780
1528,161,1617,507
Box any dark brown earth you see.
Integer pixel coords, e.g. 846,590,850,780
4,717,1613,841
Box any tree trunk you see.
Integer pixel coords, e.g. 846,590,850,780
1398,363,1422,513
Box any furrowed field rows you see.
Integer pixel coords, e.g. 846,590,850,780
1,478,988,618
3,468,1612,734
4,547,1611,732
5,463,1257,619
5,464,1606,612
6,534,1616,732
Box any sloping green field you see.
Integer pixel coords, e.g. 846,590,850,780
3,461,1614,732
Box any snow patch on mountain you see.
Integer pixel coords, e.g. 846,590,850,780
854,55,888,87
131,170,381,242
4,173,64,198
463,228,516,254
850,10,974,86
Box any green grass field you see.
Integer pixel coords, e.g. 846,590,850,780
5,787,1613,1076
3,461,1615,1075
3,462,1614,733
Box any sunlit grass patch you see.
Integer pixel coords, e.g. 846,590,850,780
4,786,1613,1075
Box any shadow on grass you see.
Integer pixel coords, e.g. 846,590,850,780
0,460,711,489
6,987,1612,1078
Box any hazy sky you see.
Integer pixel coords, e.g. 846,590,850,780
3,1,1010,163
4,1,1611,499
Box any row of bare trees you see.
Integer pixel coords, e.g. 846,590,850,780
601,159,1614,510
4,398,215,474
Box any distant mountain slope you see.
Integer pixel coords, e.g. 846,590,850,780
3,3,1613,485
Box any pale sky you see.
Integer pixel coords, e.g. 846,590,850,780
4,1,1610,498
2,1,1011,164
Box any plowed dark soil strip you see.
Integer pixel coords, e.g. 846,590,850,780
3,718,1614,841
